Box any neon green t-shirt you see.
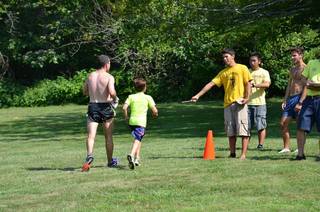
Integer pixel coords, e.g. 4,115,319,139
124,92,156,127
248,68,271,105
212,64,253,108
303,59,320,96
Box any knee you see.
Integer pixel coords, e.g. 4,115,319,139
87,134,95,141
280,122,288,131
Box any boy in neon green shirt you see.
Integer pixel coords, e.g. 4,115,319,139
123,78,158,169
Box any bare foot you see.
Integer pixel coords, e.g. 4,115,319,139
240,154,246,160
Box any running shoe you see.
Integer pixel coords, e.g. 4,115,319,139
278,148,291,154
134,158,141,166
107,158,118,168
82,155,94,172
127,154,135,170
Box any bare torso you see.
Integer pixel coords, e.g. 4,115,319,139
87,70,114,103
288,64,306,96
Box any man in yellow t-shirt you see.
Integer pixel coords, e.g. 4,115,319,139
123,78,158,169
191,48,253,160
248,52,271,150
295,56,320,160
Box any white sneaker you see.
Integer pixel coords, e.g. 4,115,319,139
134,158,141,166
278,148,291,153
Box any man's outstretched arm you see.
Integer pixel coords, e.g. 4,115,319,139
191,81,215,101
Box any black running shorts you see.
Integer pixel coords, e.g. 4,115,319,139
87,103,115,123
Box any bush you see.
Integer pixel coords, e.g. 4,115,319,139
0,81,24,107
0,69,90,107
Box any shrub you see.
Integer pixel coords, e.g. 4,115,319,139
0,69,90,107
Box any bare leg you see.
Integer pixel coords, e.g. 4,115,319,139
296,129,306,157
103,118,114,164
258,129,266,145
86,120,99,155
130,140,141,157
135,142,142,159
280,117,291,150
229,136,236,155
240,136,250,160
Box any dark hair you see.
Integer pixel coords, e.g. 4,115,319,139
97,55,110,68
290,47,304,55
250,52,262,61
221,48,235,56
134,78,146,92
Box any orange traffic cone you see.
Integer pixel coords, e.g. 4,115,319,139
203,130,215,160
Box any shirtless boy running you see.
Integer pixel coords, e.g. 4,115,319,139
82,55,118,171
279,47,306,153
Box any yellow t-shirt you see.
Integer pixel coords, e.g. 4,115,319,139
124,92,156,127
212,64,252,108
303,59,320,96
248,68,271,105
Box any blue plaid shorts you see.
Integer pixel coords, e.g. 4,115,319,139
130,126,145,142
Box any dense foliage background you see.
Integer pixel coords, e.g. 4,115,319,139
0,0,319,107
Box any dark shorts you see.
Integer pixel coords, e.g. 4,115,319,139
282,94,300,119
297,96,320,133
130,125,145,142
248,105,267,131
87,103,115,123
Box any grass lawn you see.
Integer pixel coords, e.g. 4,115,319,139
0,100,319,211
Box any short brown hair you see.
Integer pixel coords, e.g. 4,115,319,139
290,47,304,55
97,55,110,68
222,48,235,56
134,78,146,92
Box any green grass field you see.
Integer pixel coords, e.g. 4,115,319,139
0,100,319,211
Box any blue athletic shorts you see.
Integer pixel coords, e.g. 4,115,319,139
130,125,145,142
297,96,320,133
282,94,300,119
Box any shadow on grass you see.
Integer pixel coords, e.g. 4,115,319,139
26,165,128,172
26,167,81,172
249,155,293,161
148,156,225,159
250,155,320,161
197,147,277,152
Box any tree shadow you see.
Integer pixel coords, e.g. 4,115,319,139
0,112,87,142
1,101,318,143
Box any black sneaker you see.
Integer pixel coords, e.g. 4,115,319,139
257,144,264,150
295,155,306,160
229,153,236,158
127,154,135,170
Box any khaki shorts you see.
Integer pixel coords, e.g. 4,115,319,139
224,103,249,137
